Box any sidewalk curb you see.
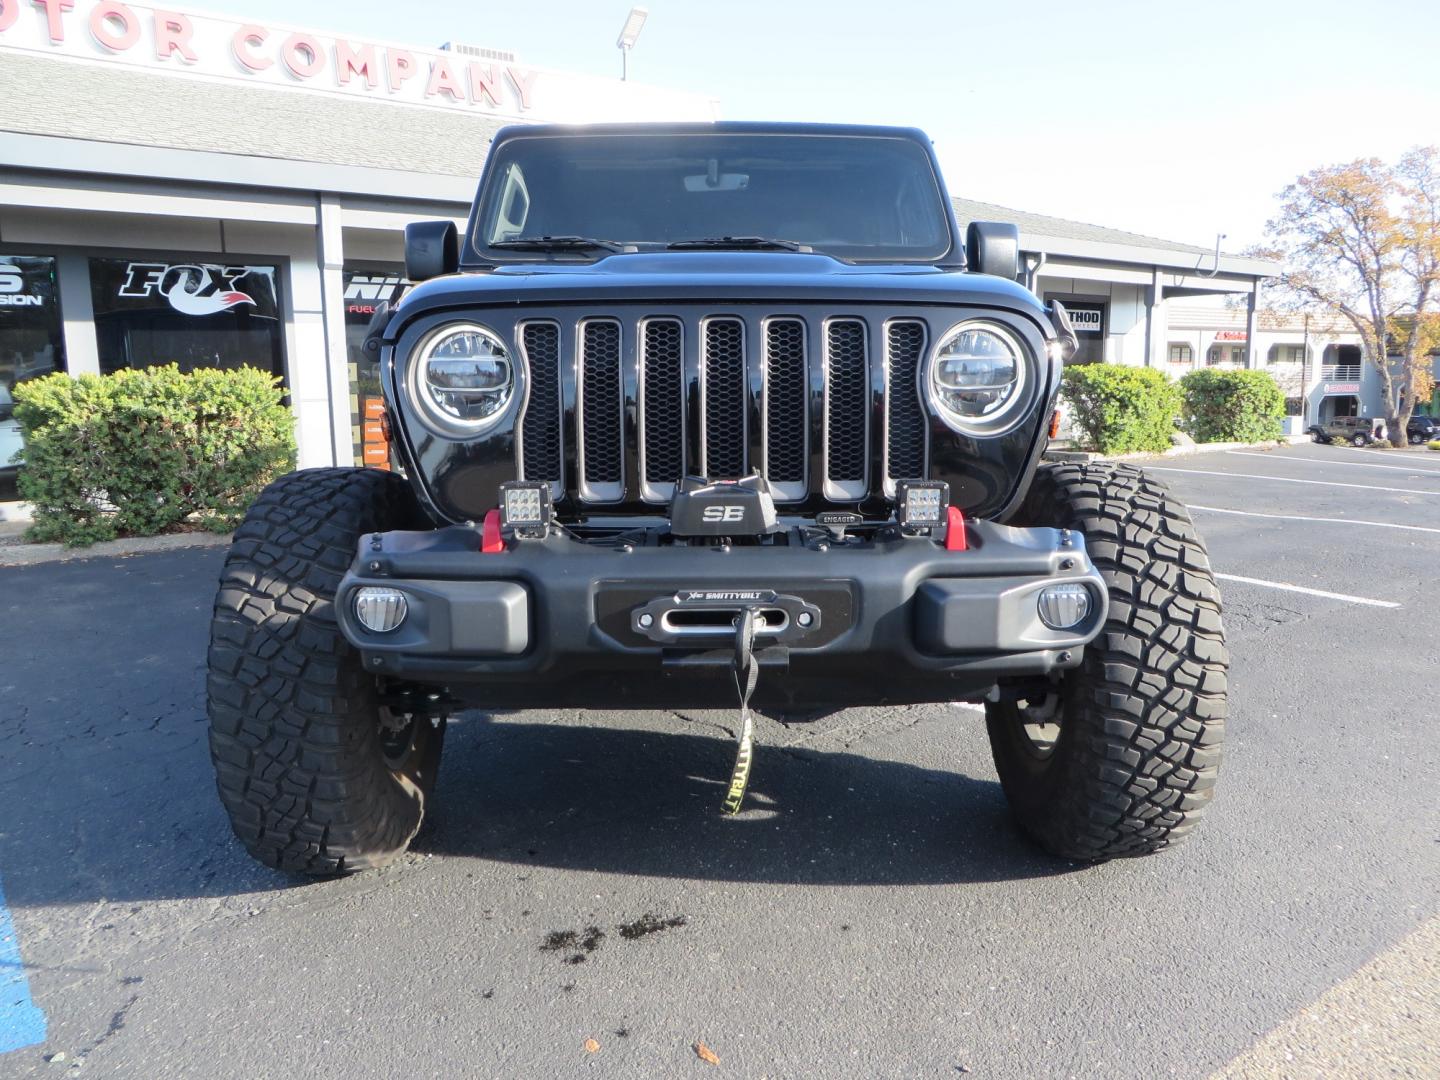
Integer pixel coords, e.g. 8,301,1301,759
0,530,233,567
1044,434,1310,465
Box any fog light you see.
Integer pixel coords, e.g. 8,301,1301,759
1037,584,1091,630
896,480,949,531
500,480,552,537
355,587,408,633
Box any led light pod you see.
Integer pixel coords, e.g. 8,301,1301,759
354,587,408,633
1037,583,1092,630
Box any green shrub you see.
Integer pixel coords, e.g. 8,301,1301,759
1428,440,1440,452
13,365,296,546
1060,363,1182,455
1179,369,1285,443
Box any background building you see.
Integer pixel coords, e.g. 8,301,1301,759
4,1,1428,483
0,0,718,476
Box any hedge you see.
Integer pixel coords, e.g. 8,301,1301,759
1179,368,1285,444
13,365,296,546
1060,363,1182,455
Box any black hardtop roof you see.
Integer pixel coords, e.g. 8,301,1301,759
488,121,934,143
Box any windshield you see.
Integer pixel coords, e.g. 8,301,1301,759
472,131,953,264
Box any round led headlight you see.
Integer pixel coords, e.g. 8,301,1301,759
926,321,1031,435
407,323,517,436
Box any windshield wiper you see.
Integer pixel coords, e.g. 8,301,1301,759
666,236,811,252
491,236,625,253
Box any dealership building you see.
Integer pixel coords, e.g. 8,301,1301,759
1,1,1427,477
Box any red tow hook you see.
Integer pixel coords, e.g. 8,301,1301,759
480,508,504,553
944,505,967,551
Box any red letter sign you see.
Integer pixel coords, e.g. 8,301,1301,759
335,40,378,88
32,0,74,44
153,9,196,62
231,24,270,70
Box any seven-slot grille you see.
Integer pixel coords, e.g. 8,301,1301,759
518,312,929,505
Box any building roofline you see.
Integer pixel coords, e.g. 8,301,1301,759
953,196,1278,279
1027,234,1278,278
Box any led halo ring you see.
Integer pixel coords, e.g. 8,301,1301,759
405,321,521,438
923,319,1035,437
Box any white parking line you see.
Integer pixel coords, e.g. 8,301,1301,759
1213,573,1400,609
1190,505,1440,535
1326,442,1440,467
1227,450,1440,475
1148,467,1440,497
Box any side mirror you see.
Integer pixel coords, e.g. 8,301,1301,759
966,221,1020,281
1048,301,1079,361
405,220,459,282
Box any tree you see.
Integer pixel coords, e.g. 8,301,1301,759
1260,147,1440,446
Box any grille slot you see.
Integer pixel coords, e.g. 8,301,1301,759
702,318,747,479
577,318,623,501
639,318,685,502
518,321,563,498
762,318,808,501
884,319,928,493
824,319,870,500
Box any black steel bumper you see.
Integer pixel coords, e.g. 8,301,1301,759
335,523,1108,709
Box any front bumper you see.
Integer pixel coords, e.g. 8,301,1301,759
335,522,1108,709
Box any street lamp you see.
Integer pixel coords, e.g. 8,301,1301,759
616,7,648,81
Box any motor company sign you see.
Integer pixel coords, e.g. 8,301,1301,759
0,0,540,115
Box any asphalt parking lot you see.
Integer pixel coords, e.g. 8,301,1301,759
1,443,1437,1079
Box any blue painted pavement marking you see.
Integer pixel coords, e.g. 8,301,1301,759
0,874,47,1056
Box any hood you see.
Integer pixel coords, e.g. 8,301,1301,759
387,251,1050,337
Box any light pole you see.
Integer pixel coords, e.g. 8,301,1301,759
617,7,648,81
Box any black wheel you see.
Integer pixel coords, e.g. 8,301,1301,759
207,468,445,875
986,462,1227,861
1351,433,1368,446
1410,433,1425,445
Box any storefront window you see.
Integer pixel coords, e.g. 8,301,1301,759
89,258,285,379
1206,344,1245,367
1,254,66,492
1054,301,1105,365
343,267,409,467
1167,342,1193,364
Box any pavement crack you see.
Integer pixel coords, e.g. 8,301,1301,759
671,711,736,739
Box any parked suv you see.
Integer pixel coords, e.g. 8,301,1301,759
206,123,1228,875
1404,415,1440,444
1309,416,1381,445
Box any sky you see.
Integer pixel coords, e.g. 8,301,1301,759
230,0,1440,252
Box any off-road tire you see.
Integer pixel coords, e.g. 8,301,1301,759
207,467,444,875
986,462,1227,861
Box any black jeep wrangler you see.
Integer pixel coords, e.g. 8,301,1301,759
206,123,1227,874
